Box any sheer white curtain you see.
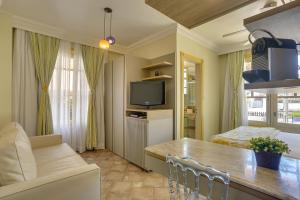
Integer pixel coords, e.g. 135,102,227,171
12,29,38,136
49,41,89,153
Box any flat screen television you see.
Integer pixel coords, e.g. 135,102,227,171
130,80,165,107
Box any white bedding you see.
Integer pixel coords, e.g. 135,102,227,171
219,126,280,141
212,126,300,159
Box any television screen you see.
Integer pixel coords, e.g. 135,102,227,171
130,80,165,106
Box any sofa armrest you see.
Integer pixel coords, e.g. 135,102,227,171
29,134,63,149
0,164,100,200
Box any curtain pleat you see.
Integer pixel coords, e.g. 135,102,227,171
81,45,105,150
12,29,38,136
30,32,60,135
222,50,246,132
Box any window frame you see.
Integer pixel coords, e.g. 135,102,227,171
247,92,271,127
245,54,300,133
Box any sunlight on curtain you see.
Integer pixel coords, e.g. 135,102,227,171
49,41,89,153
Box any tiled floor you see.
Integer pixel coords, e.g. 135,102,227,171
80,150,170,200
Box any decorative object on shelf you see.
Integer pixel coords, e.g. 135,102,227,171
243,69,269,83
142,75,172,81
142,61,173,70
250,137,290,170
99,7,116,49
154,71,160,76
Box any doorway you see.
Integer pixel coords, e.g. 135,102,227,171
180,53,203,139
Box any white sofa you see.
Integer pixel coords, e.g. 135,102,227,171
0,132,101,200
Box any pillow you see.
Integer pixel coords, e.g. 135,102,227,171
0,125,37,186
0,122,31,147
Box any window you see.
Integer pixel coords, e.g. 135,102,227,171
277,92,300,125
49,42,89,131
245,52,300,131
246,91,267,122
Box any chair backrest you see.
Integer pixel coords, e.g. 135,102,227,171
166,155,230,200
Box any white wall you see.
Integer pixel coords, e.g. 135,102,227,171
125,55,149,108
128,34,176,59
125,33,177,109
176,33,221,141
0,12,12,128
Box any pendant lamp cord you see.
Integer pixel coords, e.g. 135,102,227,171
104,11,106,38
109,12,112,36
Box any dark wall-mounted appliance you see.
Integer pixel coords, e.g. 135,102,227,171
243,29,298,83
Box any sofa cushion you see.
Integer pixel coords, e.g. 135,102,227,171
33,143,87,177
0,125,37,186
37,154,87,177
33,143,77,165
0,122,31,146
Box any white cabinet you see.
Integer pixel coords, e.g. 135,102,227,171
104,55,125,157
125,109,173,169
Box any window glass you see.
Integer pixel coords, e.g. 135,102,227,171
298,55,300,78
277,92,300,125
247,92,267,122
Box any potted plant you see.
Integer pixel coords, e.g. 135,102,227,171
250,137,290,170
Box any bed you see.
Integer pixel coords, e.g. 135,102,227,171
212,126,300,159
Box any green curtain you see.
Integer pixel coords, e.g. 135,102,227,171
81,45,105,150
30,32,60,135
227,50,244,129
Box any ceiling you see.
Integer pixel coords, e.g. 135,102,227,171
192,0,290,52
145,0,256,28
0,0,174,46
0,0,292,53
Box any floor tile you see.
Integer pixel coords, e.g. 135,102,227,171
80,150,170,200
154,187,170,200
131,187,154,200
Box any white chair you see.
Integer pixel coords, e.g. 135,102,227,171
166,155,230,200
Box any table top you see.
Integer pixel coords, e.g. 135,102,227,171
145,138,300,200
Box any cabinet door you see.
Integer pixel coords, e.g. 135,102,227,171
112,56,125,157
125,118,147,168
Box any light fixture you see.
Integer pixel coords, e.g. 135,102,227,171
99,7,110,49
99,39,110,49
99,7,116,49
105,8,116,45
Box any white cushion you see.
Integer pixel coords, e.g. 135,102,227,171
0,122,31,146
0,124,37,186
33,143,77,165
37,154,87,177
33,143,87,177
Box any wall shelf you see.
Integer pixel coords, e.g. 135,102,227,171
244,79,300,93
142,75,173,81
244,1,300,42
142,61,173,70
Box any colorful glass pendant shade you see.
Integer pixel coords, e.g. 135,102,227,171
99,7,116,49
106,36,116,45
99,39,110,49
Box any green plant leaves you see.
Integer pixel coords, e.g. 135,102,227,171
249,137,290,154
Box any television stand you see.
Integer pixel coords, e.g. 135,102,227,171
125,108,173,169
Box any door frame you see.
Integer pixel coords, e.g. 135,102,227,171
180,52,204,139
